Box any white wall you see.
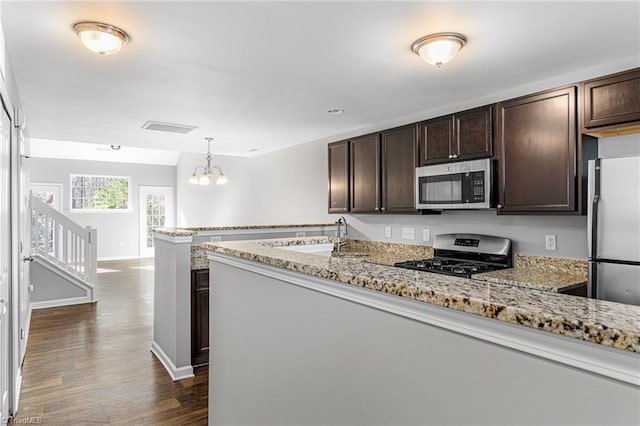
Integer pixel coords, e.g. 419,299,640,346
29,158,176,259
176,152,253,227
598,133,640,158
176,141,333,227
177,134,640,260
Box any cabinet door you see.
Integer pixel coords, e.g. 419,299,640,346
418,115,452,165
584,68,640,129
381,124,418,213
328,140,349,213
191,269,210,366
454,105,493,160
497,87,576,213
350,133,380,213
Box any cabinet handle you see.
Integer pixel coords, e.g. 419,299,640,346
452,154,459,159
448,154,454,159
497,204,503,209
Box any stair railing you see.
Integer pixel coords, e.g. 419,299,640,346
30,193,97,285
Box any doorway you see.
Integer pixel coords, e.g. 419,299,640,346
139,186,174,258
29,183,62,211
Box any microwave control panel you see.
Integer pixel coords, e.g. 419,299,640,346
463,171,485,203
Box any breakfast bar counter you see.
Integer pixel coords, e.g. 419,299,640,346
204,236,639,425
203,236,637,353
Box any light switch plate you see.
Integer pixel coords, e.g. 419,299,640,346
423,229,430,242
402,227,415,240
385,226,392,238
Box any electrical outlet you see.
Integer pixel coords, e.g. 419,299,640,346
423,229,430,242
28,285,34,293
210,236,222,242
385,226,392,238
545,234,557,251
401,227,415,240
296,232,306,238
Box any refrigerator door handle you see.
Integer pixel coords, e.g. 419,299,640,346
587,159,601,299
588,261,598,300
587,159,601,260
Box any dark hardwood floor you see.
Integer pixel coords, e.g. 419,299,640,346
16,258,208,425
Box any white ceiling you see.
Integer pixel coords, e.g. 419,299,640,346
2,1,639,159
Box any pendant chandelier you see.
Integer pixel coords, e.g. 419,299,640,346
188,138,228,185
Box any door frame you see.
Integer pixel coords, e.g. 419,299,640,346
1,83,13,422
139,186,174,258
29,182,63,211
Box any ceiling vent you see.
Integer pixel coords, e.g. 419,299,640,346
141,121,198,134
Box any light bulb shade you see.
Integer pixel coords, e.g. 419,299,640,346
73,21,130,55
198,173,211,185
188,173,199,184
411,32,466,67
216,173,228,185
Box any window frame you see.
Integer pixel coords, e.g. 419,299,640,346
69,174,132,213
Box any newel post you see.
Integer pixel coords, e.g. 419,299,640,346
86,226,98,290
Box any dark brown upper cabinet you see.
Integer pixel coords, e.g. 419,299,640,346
496,86,577,213
350,133,381,213
419,115,452,164
345,124,418,214
419,105,493,165
328,140,350,213
380,124,418,213
583,67,640,132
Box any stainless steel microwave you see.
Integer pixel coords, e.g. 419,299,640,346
416,158,494,210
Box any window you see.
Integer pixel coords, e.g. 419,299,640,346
70,175,130,211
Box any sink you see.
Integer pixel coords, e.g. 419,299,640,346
275,243,368,259
276,243,335,257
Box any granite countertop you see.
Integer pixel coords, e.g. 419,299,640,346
202,236,640,353
473,268,586,293
474,254,588,293
154,223,336,237
192,237,434,270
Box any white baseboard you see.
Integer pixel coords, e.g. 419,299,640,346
98,255,151,261
31,296,94,310
150,341,194,381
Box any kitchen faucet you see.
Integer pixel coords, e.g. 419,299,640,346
336,216,348,238
334,216,348,253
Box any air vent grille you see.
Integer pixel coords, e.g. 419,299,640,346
141,121,198,134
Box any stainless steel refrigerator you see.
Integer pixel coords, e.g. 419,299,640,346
588,156,640,306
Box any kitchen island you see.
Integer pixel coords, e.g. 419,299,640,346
150,223,335,380
205,236,640,426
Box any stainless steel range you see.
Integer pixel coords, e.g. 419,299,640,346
394,233,513,278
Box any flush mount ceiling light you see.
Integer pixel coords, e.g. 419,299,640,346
188,138,228,186
411,32,467,67
73,21,130,55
